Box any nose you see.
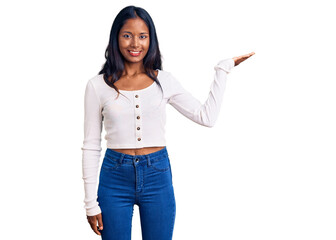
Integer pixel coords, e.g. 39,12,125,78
131,37,139,48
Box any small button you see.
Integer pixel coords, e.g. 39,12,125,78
135,158,139,162
137,137,141,141
136,105,139,108
135,95,139,98
137,116,140,120
137,127,140,130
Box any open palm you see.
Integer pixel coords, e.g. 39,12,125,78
233,52,255,66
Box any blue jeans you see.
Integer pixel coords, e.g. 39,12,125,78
97,146,176,240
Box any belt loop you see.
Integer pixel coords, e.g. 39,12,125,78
147,155,151,166
119,153,125,164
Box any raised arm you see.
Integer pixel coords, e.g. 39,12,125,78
168,58,235,127
81,80,103,216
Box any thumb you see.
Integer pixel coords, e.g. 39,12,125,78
97,213,104,230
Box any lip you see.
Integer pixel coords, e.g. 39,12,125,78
128,50,142,57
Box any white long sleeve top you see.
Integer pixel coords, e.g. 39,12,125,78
81,58,235,216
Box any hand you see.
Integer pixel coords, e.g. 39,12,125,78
233,52,255,66
87,213,103,235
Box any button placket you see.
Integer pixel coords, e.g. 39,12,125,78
134,93,143,147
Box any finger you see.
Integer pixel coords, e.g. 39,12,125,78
235,52,255,59
92,223,101,235
240,52,255,58
235,55,248,62
239,53,254,61
97,213,104,231
88,217,101,235
95,225,102,235
233,52,255,66
242,53,254,58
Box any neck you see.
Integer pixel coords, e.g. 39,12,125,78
123,61,146,77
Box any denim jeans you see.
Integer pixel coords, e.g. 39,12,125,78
97,146,176,240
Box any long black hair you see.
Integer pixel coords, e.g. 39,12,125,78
98,5,164,99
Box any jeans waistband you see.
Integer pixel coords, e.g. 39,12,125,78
105,146,168,164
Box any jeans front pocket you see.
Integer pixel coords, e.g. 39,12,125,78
149,156,170,172
101,155,121,172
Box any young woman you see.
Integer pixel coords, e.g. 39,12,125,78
81,5,254,240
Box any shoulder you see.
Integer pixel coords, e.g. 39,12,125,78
85,74,109,92
156,69,176,89
155,69,183,94
87,74,104,86
84,74,113,100
156,69,176,84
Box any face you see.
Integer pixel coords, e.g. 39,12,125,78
118,17,150,64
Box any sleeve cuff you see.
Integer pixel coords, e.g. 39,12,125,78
214,58,235,73
86,205,102,216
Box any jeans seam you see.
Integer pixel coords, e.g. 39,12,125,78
101,162,121,171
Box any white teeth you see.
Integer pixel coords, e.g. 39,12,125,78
129,51,140,53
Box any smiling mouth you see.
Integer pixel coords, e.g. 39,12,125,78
128,50,142,57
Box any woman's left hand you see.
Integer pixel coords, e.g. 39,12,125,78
233,52,255,66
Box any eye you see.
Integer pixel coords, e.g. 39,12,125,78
139,35,147,39
122,34,131,38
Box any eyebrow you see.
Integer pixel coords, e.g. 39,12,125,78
121,31,149,34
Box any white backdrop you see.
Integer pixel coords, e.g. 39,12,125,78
0,0,335,239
